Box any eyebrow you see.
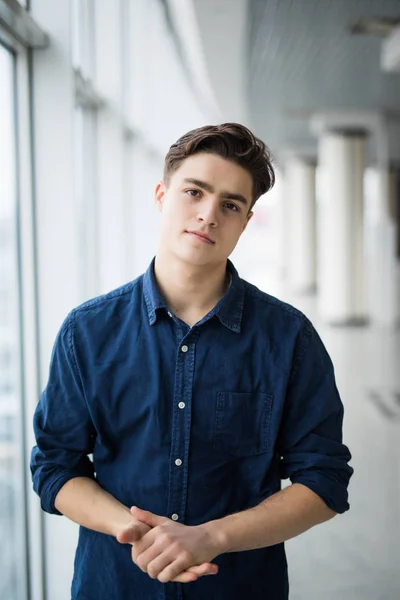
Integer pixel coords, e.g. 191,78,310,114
183,178,250,207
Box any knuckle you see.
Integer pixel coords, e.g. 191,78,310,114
159,533,172,545
136,556,147,572
131,548,139,562
147,565,158,579
171,541,183,553
179,551,188,563
158,571,169,584
179,549,192,564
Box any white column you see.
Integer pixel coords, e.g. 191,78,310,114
285,157,317,293
317,131,367,324
364,167,399,326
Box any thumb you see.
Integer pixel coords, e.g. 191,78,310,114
130,506,166,528
116,522,144,545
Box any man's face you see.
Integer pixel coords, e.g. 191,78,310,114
155,153,254,267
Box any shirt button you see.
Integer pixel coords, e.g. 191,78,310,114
167,311,172,317
175,458,182,466
181,345,188,353
178,402,185,409
171,513,179,521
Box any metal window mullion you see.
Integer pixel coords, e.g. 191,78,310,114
74,67,104,110
0,0,48,48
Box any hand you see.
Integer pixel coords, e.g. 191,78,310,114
116,518,152,545
126,506,220,583
116,513,218,583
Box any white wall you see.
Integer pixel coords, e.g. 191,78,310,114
169,0,250,127
191,0,250,125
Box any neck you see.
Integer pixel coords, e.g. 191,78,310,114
154,253,230,318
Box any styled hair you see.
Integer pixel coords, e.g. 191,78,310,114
163,123,275,209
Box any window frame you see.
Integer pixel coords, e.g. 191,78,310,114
0,3,47,598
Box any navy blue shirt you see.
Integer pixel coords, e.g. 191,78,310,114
31,258,353,600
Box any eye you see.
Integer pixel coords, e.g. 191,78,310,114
186,189,202,197
223,202,239,212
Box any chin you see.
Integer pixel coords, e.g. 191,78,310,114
172,247,214,267
186,252,229,270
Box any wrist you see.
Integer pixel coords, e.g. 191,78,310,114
200,518,230,555
111,507,136,538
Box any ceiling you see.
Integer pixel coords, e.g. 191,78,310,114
247,0,400,165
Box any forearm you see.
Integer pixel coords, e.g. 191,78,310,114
205,483,337,554
54,477,133,537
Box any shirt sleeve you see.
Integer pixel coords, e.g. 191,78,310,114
277,317,353,514
30,311,96,514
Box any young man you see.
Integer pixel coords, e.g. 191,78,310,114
31,123,353,600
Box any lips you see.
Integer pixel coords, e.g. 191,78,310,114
186,231,215,244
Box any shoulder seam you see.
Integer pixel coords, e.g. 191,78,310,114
72,278,140,317
288,319,313,382
243,281,308,322
66,311,81,383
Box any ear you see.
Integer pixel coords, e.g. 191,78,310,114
155,181,166,211
242,210,253,232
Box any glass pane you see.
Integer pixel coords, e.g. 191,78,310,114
0,44,26,600
74,106,98,299
71,0,95,78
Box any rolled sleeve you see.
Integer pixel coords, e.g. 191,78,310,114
30,311,96,514
278,319,353,514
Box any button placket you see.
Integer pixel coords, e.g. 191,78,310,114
167,330,199,528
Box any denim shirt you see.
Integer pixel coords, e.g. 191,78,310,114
31,258,353,600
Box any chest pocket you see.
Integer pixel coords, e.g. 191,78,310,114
213,391,273,457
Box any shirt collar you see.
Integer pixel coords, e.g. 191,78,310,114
143,257,244,333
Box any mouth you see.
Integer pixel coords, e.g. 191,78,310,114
186,231,215,244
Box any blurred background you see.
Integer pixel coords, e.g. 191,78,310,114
1,1,400,599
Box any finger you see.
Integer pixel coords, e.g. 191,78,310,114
171,562,219,583
157,557,192,584
132,539,164,573
186,562,219,576
157,555,219,584
171,571,199,583
146,551,176,579
130,506,165,528
130,526,161,563
117,525,145,545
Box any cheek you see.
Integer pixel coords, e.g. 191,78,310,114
229,219,246,236
160,201,189,232
165,196,190,216
219,225,243,249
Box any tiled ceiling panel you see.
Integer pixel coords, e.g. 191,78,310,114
248,0,400,162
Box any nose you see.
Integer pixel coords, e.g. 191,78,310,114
196,199,218,228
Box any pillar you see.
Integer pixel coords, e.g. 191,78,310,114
317,130,367,324
285,157,317,293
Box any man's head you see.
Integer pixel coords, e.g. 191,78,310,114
164,123,275,210
155,123,275,268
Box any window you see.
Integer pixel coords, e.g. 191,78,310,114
74,105,99,298
0,43,28,600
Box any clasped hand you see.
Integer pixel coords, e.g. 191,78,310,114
117,506,220,584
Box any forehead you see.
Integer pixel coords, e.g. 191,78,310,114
170,153,253,195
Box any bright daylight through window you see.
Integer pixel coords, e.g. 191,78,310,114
0,43,27,600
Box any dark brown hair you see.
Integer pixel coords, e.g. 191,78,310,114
163,123,275,209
